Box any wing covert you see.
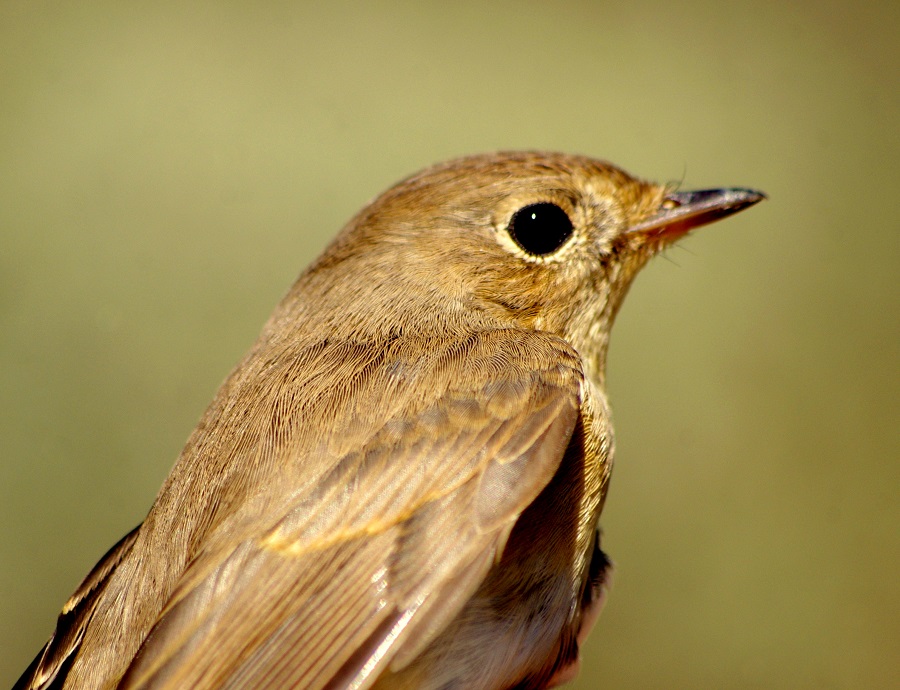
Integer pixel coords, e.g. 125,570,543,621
25,330,585,690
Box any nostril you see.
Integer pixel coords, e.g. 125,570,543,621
661,198,680,210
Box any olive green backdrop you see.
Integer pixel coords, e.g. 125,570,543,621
1,2,896,688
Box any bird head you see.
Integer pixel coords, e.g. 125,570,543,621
284,152,764,383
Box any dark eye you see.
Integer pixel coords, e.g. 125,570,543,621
507,202,574,256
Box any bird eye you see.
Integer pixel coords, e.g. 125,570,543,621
507,202,574,256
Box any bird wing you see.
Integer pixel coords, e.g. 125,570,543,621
126,329,584,690
21,330,585,690
13,525,141,690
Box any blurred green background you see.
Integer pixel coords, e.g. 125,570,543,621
1,2,896,688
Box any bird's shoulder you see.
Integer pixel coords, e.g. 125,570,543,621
120,327,588,688
19,328,589,690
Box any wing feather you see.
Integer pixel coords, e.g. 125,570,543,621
13,525,140,690
20,330,584,690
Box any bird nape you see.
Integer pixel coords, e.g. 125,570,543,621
16,152,764,690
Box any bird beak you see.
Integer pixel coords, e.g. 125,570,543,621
629,187,766,240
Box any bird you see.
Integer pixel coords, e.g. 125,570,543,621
15,152,764,690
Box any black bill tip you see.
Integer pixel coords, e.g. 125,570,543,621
630,187,766,238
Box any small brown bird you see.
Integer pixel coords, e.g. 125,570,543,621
16,152,763,690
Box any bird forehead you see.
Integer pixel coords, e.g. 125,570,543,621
386,152,635,210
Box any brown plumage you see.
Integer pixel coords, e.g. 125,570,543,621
16,152,764,690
